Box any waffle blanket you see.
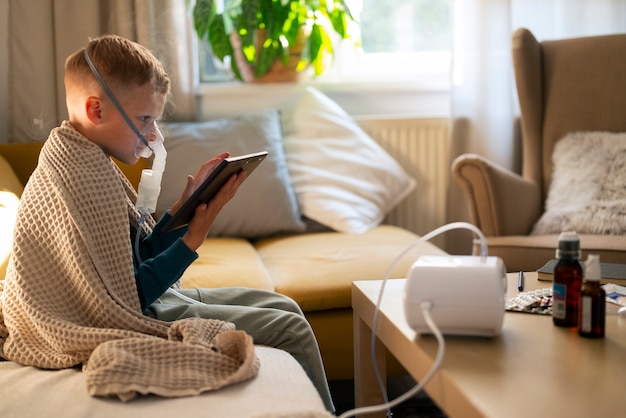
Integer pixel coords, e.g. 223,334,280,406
0,121,259,400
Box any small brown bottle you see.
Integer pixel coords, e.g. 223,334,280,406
552,231,583,327
578,254,605,338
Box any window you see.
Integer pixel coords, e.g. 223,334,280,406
197,0,451,87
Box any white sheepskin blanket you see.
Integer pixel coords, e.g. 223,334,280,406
532,131,626,235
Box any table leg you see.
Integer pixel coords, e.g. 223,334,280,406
353,312,387,418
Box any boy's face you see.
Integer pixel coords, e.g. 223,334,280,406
95,83,166,165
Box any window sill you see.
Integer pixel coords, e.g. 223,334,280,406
195,77,451,120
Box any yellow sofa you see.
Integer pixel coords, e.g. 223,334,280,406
0,142,447,381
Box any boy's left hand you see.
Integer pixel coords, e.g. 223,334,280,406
182,168,246,251
168,152,248,251
169,152,230,216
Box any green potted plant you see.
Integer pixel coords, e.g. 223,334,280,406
191,0,360,82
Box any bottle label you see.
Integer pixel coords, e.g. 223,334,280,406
580,295,592,333
553,283,567,319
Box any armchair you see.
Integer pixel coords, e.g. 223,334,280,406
452,28,626,272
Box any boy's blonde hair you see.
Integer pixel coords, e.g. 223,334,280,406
65,34,170,98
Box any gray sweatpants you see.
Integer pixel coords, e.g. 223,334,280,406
146,287,334,412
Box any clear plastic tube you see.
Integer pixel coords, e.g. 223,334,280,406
338,300,445,418
134,211,148,265
165,287,204,305
339,221,488,418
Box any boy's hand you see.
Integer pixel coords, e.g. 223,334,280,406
182,169,246,251
169,152,230,216
169,152,248,251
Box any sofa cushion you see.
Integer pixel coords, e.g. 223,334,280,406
0,143,43,186
180,238,275,291
181,237,274,290
0,153,24,197
0,346,330,418
254,225,448,312
0,154,23,280
281,87,416,234
158,109,305,239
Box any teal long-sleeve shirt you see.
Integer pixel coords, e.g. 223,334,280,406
132,212,198,311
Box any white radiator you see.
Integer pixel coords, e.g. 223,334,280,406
357,117,450,247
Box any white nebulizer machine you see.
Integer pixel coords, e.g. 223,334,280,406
404,254,507,337
337,222,507,418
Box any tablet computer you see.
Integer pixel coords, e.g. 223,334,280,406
161,151,268,232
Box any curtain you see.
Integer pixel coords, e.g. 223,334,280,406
446,0,626,254
6,0,195,143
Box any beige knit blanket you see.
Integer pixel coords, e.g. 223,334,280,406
0,121,259,400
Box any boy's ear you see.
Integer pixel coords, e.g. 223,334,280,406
85,97,103,125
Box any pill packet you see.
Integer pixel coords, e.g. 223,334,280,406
506,288,553,315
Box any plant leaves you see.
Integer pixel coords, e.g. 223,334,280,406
193,0,215,38
307,23,323,68
208,15,232,61
256,41,280,77
190,0,360,79
328,4,349,38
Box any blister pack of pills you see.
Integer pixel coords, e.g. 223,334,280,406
506,288,553,315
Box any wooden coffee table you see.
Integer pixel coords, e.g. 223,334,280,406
352,272,626,418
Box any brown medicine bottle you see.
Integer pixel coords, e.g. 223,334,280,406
578,254,605,338
552,231,583,327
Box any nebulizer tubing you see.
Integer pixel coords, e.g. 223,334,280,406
338,222,487,418
132,126,207,305
133,123,166,264
83,48,160,266
83,49,153,152
84,46,167,215
133,126,205,306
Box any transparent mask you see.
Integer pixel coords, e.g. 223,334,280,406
134,120,163,159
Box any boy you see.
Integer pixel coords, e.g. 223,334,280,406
0,34,333,411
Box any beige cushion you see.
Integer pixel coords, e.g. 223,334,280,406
0,154,23,280
0,154,24,197
158,110,305,238
0,346,331,418
255,225,448,312
180,237,275,291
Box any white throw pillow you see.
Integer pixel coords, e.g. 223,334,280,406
281,87,416,234
531,131,626,235
158,109,305,238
